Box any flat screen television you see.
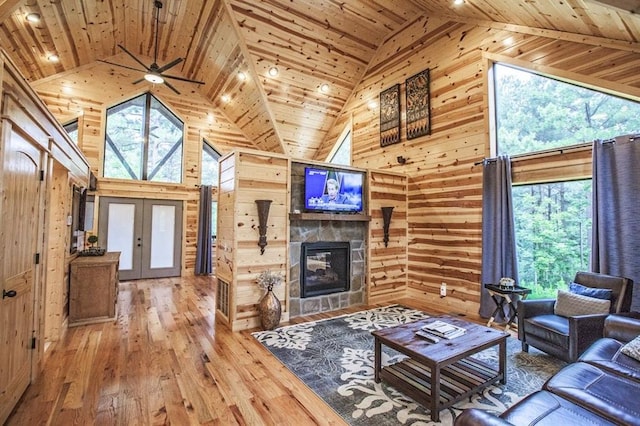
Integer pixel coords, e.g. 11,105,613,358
304,167,364,213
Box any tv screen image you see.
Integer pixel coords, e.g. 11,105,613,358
304,167,363,213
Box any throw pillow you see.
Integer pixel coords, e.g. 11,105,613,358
554,289,611,317
621,335,640,362
569,282,613,300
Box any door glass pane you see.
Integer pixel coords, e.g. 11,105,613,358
107,203,136,270
150,205,176,269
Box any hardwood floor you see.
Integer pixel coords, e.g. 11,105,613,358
7,276,484,425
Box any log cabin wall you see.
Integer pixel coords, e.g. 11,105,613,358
1,48,89,403
30,64,260,276
367,170,408,305
43,162,71,347
215,150,289,331
334,16,640,315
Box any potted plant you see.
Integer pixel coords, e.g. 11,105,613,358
257,270,283,330
81,234,105,256
88,234,99,248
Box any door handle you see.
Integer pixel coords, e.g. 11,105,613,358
3,289,17,299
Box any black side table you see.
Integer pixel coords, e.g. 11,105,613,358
485,284,532,330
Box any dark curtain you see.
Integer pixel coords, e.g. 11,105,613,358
195,185,213,275
480,156,519,319
591,135,640,311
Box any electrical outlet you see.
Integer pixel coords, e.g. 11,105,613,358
440,282,447,297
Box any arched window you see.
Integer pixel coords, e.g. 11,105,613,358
104,93,183,183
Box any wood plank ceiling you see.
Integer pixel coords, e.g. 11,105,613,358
1,0,640,160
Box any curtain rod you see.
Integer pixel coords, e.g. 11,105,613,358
474,141,593,166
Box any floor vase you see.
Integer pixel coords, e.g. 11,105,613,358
259,289,281,330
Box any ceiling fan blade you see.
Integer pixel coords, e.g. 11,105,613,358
157,57,183,74
161,73,205,85
98,59,146,74
132,77,145,84
163,80,181,95
117,44,151,71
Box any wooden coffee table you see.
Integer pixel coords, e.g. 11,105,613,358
372,315,508,422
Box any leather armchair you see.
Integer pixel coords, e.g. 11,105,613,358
517,272,633,362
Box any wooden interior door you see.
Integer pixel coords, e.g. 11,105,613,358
0,128,42,424
98,197,182,280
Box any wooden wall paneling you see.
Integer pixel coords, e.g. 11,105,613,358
511,146,593,184
332,10,640,316
367,170,408,305
43,162,70,346
215,150,289,331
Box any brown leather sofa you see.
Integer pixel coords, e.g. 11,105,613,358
455,313,640,426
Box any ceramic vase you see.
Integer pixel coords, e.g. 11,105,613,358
259,289,281,330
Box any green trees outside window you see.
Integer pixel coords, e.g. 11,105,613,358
494,63,640,299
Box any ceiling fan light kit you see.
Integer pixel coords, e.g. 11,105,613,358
144,73,164,84
97,0,204,94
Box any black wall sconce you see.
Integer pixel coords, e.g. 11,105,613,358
397,156,407,164
255,199,272,255
381,206,394,247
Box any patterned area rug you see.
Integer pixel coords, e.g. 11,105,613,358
252,305,566,425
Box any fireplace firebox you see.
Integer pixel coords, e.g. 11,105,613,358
300,242,350,298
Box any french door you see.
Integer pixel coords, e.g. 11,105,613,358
98,197,182,280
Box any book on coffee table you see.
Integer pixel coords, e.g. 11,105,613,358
421,320,466,339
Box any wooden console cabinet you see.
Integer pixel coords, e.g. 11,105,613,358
69,252,120,326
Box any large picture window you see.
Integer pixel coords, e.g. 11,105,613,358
495,64,640,156
104,93,183,183
493,63,640,298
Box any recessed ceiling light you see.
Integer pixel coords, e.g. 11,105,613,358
62,84,72,94
454,0,464,5
368,100,378,110
237,71,247,81
47,54,59,62
26,13,41,23
221,94,230,103
268,66,279,77
320,83,330,93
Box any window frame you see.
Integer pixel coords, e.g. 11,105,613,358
103,93,184,183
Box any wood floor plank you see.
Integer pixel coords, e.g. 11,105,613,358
6,276,486,425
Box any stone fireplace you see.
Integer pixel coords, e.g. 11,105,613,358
289,162,367,317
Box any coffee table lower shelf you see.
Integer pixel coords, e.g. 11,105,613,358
380,357,502,415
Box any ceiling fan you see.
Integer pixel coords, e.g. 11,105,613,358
99,0,204,94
